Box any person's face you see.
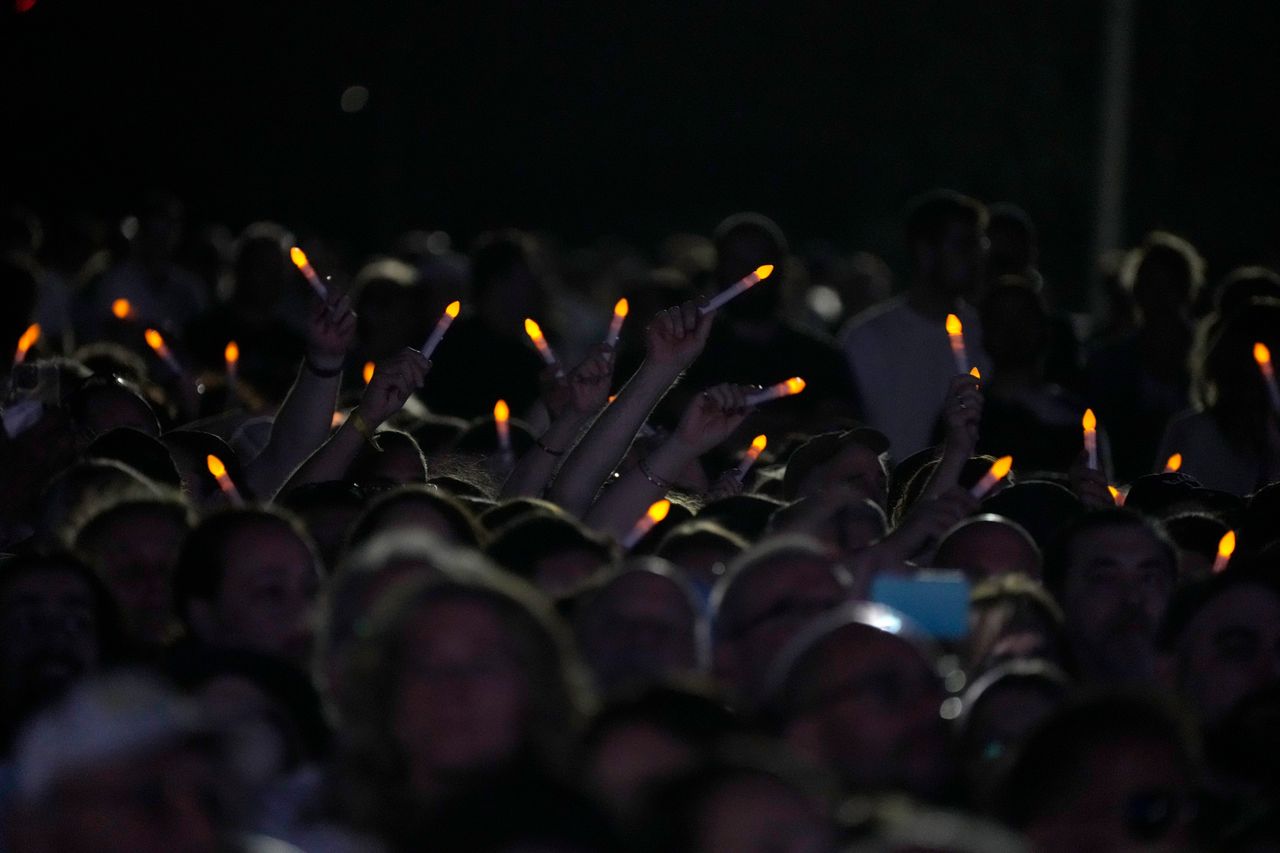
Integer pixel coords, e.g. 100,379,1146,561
0,568,100,711
1026,736,1194,853
581,573,699,691
296,502,362,574
394,599,529,785
716,557,848,700
797,445,887,508
962,682,1063,808
936,521,1041,581
927,219,987,299
82,508,185,645
1176,584,1280,727
785,628,949,797
695,775,837,853
30,746,220,853
586,722,695,818
1062,525,1174,683
205,522,318,665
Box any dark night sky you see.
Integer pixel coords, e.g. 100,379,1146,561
5,0,1280,301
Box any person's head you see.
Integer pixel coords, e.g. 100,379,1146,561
230,221,292,310
132,190,185,266
486,514,618,597
469,229,547,330
84,428,182,490
979,276,1050,372
768,494,888,558
1196,296,1280,420
580,684,739,819
346,484,484,553
905,189,988,299
36,458,163,550
337,560,590,824
160,429,249,508
1122,230,1204,322
711,537,850,705
1044,509,1177,684
0,553,123,743
276,481,370,574
654,520,749,605
985,202,1039,278
956,658,1071,811
980,480,1085,553
711,212,788,321
1212,265,1280,318
782,428,890,507
351,257,431,360
934,513,1042,582
65,374,161,444
1159,568,1280,729
173,507,321,666
762,603,951,799
349,428,428,487
11,673,223,853
73,497,192,646
1161,512,1231,581
574,559,706,695
1000,692,1201,853
967,573,1065,673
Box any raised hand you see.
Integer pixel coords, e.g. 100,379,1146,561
644,300,713,373
673,383,752,456
306,290,357,373
1069,449,1116,510
941,373,983,453
359,348,430,426
544,345,615,420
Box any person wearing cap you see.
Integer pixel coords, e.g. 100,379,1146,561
781,427,891,509
760,602,954,801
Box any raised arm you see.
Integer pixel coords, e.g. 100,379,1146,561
276,348,429,495
501,345,614,499
921,373,983,501
245,289,356,498
585,383,750,542
546,301,712,515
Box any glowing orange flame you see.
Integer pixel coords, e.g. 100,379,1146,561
613,298,629,318
224,341,239,364
445,300,461,319
1165,453,1182,472
524,318,545,343
494,399,510,423
1082,408,1097,432
647,499,671,523
754,264,775,280
1255,342,1272,367
750,434,768,453
289,247,310,270
144,329,165,352
362,361,375,385
989,455,1013,480
784,377,806,395
206,454,227,479
111,298,133,320
1108,485,1121,503
970,366,981,379
946,314,963,336
15,323,40,355
1218,530,1236,561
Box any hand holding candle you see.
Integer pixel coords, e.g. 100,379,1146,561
206,454,244,505
290,246,328,301
733,434,767,483
744,377,805,406
970,455,1012,499
421,300,461,360
699,265,775,315
1253,342,1280,414
13,323,40,366
1212,530,1236,574
946,314,969,374
524,318,564,377
623,499,671,548
605,298,629,348
1082,408,1098,470
144,329,183,375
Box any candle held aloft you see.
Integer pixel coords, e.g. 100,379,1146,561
494,399,512,457
421,300,461,360
623,499,671,548
524,318,564,377
605,298,629,348
1082,408,1098,470
289,246,328,301
1253,342,1280,414
734,434,768,483
144,329,183,375
1212,530,1236,574
13,323,40,365
699,265,775,314
744,377,806,406
970,455,1013,499
206,454,244,505
945,314,969,374
224,341,239,395
1164,453,1182,473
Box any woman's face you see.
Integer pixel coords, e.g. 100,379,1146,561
393,598,529,785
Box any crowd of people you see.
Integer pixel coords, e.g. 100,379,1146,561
0,188,1277,852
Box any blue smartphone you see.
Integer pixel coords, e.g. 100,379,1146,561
870,570,970,641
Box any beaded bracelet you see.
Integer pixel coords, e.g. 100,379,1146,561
637,456,672,491
535,436,565,457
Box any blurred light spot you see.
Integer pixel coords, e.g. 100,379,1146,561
120,216,140,240
16,0,37,12
806,284,843,324
939,697,963,720
944,668,967,693
425,230,451,254
340,86,369,113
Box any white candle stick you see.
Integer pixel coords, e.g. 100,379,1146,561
421,301,461,360
524,318,564,378
744,377,805,406
290,246,328,301
494,399,512,460
623,499,671,549
1212,530,1236,574
1254,343,1280,414
946,313,969,374
1082,408,1098,470
734,435,768,483
699,264,775,314
970,455,1013,499
144,329,183,375
605,298,629,348
224,341,239,397
206,454,244,505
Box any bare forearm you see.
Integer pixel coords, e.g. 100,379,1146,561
584,435,693,541
500,412,592,499
246,363,342,497
276,412,367,496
